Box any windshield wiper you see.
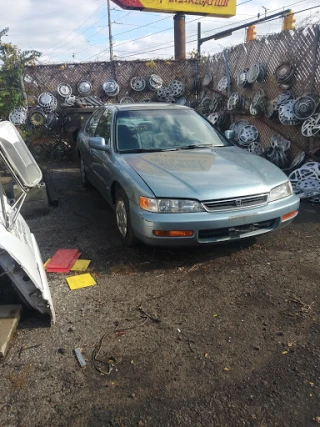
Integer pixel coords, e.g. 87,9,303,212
120,148,175,153
175,144,215,150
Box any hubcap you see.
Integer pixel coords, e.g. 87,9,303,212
116,200,128,238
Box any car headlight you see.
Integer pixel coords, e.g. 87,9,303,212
140,196,205,213
269,182,292,202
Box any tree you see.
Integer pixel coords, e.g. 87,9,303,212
0,27,41,119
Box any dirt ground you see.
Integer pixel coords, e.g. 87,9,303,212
0,163,320,427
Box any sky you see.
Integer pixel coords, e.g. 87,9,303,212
1,0,320,64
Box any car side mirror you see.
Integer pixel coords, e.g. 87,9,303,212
89,136,109,151
224,130,235,141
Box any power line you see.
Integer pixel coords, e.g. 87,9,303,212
47,14,110,61
81,0,255,61
43,2,106,59
46,0,252,62
114,0,318,59
40,0,254,62
7,0,104,20
72,15,173,61
44,0,314,63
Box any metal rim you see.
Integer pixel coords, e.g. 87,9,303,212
265,100,278,119
9,107,27,125
103,80,119,96
289,167,318,183
270,135,291,151
238,125,259,145
38,92,57,112
175,97,187,105
301,114,320,137
120,97,134,104
130,77,146,92
248,141,263,155
217,76,228,91
289,151,305,170
202,73,213,88
304,161,320,178
78,81,92,95
279,100,300,125
157,87,170,101
45,112,61,130
277,91,293,106
275,62,295,84
247,63,261,83
168,80,185,97
148,74,163,90
199,97,214,115
165,96,176,103
116,199,128,238
207,112,220,125
210,95,222,113
293,95,318,120
57,83,72,98
230,120,249,141
227,92,242,111
237,69,249,88
29,110,47,127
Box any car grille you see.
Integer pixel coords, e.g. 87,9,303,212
202,194,268,212
198,219,276,240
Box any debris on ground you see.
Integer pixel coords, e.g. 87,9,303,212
66,273,96,290
45,249,81,273
45,258,91,272
74,348,86,368
0,305,22,360
71,259,91,272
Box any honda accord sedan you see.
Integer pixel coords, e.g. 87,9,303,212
77,103,299,246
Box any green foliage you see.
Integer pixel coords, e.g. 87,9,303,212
187,49,209,63
0,27,41,119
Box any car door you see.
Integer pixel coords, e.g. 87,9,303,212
90,108,113,202
80,108,105,186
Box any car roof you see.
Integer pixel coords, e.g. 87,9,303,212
108,103,192,112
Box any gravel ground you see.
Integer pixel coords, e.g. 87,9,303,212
0,163,320,427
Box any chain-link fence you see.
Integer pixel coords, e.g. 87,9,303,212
25,60,198,105
199,26,320,160
24,25,320,161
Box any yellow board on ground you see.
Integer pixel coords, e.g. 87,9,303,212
66,274,96,290
44,258,91,272
71,260,91,272
112,0,236,17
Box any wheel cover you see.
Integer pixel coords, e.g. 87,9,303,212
116,200,128,238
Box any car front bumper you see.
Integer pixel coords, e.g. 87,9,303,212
130,194,300,246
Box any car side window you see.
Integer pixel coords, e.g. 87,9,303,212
95,109,112,141
85,109,104,137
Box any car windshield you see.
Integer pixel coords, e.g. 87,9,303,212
115,109,231,153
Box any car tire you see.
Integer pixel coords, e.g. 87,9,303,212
80,156,91,188
115,188,138,247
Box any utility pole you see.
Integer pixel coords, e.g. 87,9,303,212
107,0,114,61
173,13,186,60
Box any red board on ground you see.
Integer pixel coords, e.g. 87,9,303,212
46,249,81,273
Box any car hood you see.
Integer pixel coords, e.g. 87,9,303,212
124,147,288,200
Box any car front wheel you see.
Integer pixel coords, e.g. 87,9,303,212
115,189,138,247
